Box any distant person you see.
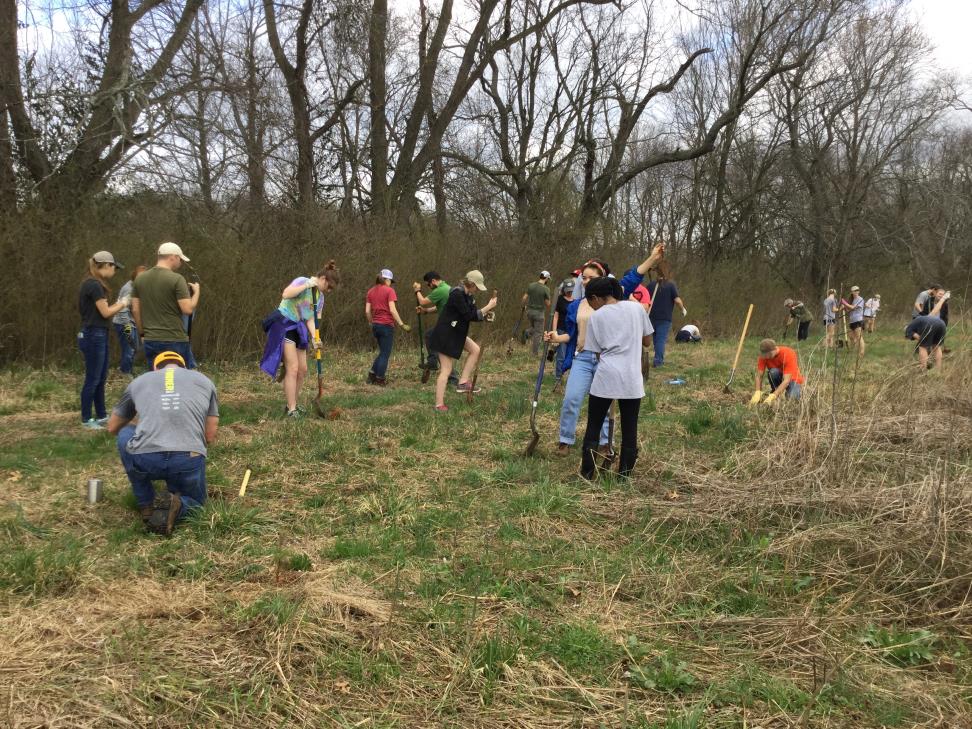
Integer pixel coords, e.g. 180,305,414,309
414,271,458,386
646,263,687,367
750,338,804,405
113,264,147,377
783,298,812,341
822,289,838,348
260,261,340,417
841,285,866,355
132,242,200,370
78,251,130,429
629,283,652,312
108,351,218,536
551,278,575,380
365,269,411,386
579,276,653,480
427,271,498,411
905,291,949,370
913,284,943,319
863,293,881,333
674,322,702,343
521,271,551,356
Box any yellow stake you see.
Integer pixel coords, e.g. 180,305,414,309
239,469,252,497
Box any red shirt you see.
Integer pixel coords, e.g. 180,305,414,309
366,285,397,326
757,346,804,384
630,284,652,311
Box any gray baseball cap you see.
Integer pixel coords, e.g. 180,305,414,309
92,251,124,269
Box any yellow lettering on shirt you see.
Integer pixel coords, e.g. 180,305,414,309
165,368,175,393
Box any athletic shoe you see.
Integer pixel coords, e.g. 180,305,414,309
434,405,449,413
96,416,110,426
455,382,481,394
447,376,460,387
82,418,105,430
285,408,302,419
295,405,307,415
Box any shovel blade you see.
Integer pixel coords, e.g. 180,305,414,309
523,432,540,457
421,367,431,384
314,380,326,418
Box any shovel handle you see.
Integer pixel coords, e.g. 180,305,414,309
730,304,754,373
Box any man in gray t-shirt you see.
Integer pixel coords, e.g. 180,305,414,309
108,350,219,535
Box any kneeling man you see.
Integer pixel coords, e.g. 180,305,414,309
750,338,804,406
108,351,219,535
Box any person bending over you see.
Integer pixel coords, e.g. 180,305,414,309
750,338,804,406
905,291,949,370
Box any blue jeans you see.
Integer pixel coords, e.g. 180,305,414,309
78,326,109,421
143,340,196,370
650,318,672,367
767,368,802,399
558,351,610,446
116,426,207,519
113,323,137,374
370,324,394,379
554,334,567,379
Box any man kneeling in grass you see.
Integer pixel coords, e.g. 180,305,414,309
107,351,219,535
750,338,804,406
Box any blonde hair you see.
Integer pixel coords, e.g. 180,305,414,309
84,258,113,295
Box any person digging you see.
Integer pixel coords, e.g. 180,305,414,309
905,290,949,371
749,338,804,407
783,298,812,341
414,271,459,387
108,351,219,536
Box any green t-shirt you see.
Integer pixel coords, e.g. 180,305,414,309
426,281,451,313
526,282,550,311
791,303,812,323
132,266,191,342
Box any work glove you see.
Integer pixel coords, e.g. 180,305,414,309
310,339,322,351
763,393,778,406
749,391,763,406
401,324,412,333
681,307,688,317
412,282,422,293
305,276,319,289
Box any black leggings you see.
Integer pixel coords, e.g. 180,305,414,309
584,395,641,450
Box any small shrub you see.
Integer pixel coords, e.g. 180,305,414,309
860,624,936,666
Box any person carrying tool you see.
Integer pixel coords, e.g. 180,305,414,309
840,285,866,355
822,289,838,348
905,290,949,370
414,271,458,386
863,294,881,333
579,276,654,480
260,261,340,417
78,251,131,430
551,278,575,381
365,269,411,386
131,242,201,370
545,243,664,456
427,271,497,411
522,271,551,356
783,298,812,341
646,262,687,368
112,264,147,377
108,350,219,536
750,338,805,405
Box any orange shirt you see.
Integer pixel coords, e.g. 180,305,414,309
757,346,804,384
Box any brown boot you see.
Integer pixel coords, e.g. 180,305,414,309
139,506,154,522
165,494,181,536
556,443,570,456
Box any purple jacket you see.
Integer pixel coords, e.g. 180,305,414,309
260,311,310,378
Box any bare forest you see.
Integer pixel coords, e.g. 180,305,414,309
1,0,970,362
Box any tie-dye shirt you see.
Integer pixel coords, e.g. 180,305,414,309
278,277,324,323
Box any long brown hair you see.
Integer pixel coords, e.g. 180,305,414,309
83,258,113,295
316,260,340,287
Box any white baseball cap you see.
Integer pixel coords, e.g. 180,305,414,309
540,270,550,279
158,241,190,261
379,268,395,282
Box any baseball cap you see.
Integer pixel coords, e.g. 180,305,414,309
540,270,550,279
380,268,395,282
759,338,777,354
850,285,860,292
783,298,794,307
561,278,575,292
465,270,487,291
153,351,186,370
158,242,190,261
92,251,124,269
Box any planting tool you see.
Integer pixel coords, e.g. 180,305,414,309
417,312,431,383
238,469,251,498
507,306,526,357
467,347,482,405
524,308,555,457
601,401,617,470
723,303,754,394
311,286,326,418
184,262,201,341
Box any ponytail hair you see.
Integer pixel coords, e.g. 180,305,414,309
584,276,623,302
83,258,111,295
316,259,340,286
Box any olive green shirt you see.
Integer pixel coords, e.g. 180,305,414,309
132,266,191,342
526,282,550,312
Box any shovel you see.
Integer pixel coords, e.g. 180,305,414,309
310,286,326,418
417,311,431,383
467,347,482,405
507,307,526,357
723,303,754,394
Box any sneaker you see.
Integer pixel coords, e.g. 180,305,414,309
82,418,105,430
375,377,387,387
367,372,376,384
434,405,449,413
447,376,460,387
556,443,570,456
455,382,482,394
96,416,110,426
285,408,302,419
295,405,307,415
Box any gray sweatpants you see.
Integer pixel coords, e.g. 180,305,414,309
526,309,545,356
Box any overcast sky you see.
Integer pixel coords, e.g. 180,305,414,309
914,1,972,79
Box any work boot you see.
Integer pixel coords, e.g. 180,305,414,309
579,440,599,481
165,494,181,536
617,447,639,479
556,443,570,457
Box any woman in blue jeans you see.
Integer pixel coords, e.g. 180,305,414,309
365,269,410,385
78,251,131,429
545,243,664,456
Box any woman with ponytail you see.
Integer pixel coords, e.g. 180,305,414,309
260,261,341,417
78,251,130,429
579,276,653,480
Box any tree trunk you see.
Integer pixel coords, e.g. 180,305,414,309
368,0,389,216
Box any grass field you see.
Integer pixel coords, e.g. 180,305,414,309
1,326,971,727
